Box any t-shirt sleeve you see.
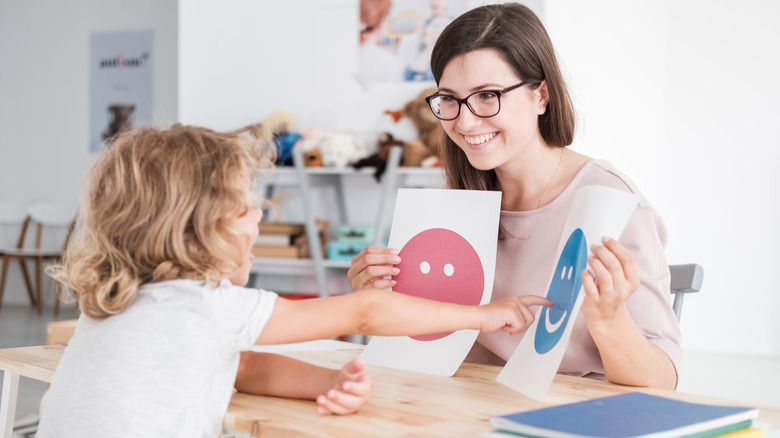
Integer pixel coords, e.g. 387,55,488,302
213,282,278,353
620,204,684,382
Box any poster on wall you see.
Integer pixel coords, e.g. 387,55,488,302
361,188,501,376
89,30,153,153
356,0,544,83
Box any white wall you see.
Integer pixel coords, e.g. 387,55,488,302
546,0,780,357
0,0,179,304
1,0,778,357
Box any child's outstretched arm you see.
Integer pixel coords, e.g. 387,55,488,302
257,289,552,345
234,351,372,415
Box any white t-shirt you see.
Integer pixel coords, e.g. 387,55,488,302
37,279,278,438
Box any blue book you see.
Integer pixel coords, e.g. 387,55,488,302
489,392,758,438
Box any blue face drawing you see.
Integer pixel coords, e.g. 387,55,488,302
534,228,588,354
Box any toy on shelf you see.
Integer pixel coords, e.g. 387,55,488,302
352,132,405,181
355,87,443,178
396,86,443,168
259,110,302,166
294,130,374,168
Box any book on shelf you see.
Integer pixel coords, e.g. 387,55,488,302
488,392,759,438
251,245,300,258
255,233,298,246
257,222,305,235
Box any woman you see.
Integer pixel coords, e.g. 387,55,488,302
348,2,682,389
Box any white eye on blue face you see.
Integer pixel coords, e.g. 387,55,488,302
534,228,588,354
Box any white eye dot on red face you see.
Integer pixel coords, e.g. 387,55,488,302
420,261,431,274
443,263,454,277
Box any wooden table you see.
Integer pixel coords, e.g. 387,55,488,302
2,345,779,437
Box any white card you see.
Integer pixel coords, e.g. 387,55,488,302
361,188,502,376
496,185,639,400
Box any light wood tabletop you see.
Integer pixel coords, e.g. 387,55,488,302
1,344,778,437
223,348,780,437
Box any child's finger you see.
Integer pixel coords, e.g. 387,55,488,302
316,390,368,415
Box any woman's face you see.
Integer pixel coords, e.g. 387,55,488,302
437,49,548,171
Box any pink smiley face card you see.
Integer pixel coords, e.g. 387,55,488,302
361,188,501,376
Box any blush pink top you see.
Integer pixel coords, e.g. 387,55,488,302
466,160,683,381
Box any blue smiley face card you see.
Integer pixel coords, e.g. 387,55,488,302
496,185,639,401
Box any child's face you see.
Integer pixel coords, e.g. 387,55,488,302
229,174,262,286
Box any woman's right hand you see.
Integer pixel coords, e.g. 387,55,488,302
347,246,401,290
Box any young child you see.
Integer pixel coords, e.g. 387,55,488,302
37,123,550,437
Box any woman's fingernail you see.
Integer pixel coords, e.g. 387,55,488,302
602,236,612,243
392,267,400,275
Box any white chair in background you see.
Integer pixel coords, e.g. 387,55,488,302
0,201,76,315
0,201,37,310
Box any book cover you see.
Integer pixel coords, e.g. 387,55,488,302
489,392,758,438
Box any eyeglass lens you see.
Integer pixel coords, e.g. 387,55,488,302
428,91,501,120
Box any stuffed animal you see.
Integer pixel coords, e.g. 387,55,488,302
403,87,442,167
384,87,443,167
353,132,405,181
259,110,302,166
295,130,374,168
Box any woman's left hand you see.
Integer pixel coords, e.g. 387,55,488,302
316,357,373,415
581,237,640,323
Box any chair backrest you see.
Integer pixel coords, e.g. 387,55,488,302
0,201,29,250
25,201,77,251
669,263,704,322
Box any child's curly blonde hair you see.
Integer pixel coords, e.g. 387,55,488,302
54,124,274,319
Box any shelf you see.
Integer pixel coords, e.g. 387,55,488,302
251,146,443,297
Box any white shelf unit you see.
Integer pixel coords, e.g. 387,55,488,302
250,146,443,297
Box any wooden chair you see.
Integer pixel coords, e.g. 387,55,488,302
0,201,37,309
0,201,76,315
669,263,704,322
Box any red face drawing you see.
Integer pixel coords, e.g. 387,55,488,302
392,228,485,341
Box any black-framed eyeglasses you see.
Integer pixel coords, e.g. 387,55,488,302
424,82,527,121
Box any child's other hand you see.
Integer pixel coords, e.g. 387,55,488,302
316,357,373,415
479,296,553,335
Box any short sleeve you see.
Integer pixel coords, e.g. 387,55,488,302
211,281,278,353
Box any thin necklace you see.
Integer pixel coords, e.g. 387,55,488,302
538,147,565,209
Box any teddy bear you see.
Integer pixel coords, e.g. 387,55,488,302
386,87,443,168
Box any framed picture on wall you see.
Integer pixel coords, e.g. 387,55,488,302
357,0,544,84
88,30,154,152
